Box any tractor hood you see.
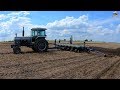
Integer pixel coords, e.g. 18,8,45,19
14,37,32,40
14,37,33,46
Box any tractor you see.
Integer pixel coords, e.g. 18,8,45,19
11,27,48,54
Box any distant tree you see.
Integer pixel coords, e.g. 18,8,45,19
85,39,88,41
64,39,66,41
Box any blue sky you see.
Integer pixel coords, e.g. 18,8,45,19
0,11,120,42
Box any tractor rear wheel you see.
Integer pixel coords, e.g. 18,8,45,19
13,47,21,54
34,39,48,52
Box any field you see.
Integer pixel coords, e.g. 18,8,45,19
0,41,120,79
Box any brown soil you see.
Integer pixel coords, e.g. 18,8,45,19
0,42,120,79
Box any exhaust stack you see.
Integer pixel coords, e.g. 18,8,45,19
22,27,24,37
15,33,17,37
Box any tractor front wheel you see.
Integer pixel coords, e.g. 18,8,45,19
13,47,21,54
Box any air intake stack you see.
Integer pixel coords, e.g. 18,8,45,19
22,27,24,37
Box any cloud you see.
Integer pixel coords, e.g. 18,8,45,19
0,14,6,20
45,15,90,40
0,11,32,41
0,11,120,42
91,16,120,26
46,15,89,30
46,15,113,41
60,29,70,36
50,15,120,42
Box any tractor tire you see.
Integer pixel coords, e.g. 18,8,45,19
34,39,48,52
32,46,37,52
13,47,21,54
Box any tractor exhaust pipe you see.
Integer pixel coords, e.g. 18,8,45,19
15,33,17,37
22,27,24,37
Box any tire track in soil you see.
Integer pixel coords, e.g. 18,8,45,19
0,53,89,69
0,54,100,78
0,53,91,71
93,58,120,79
0,54,97,78
43,56,107,79
44,56,120,79
96,58,120,79
0,53,89,75
18,55,102,79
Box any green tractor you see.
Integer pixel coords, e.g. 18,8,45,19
11,27,48,54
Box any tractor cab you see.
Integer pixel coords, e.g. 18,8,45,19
31,28,47,37
31,28,47,42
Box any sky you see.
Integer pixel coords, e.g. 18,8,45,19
0,11,120,43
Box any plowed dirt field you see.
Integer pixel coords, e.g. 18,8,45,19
0,42,120,79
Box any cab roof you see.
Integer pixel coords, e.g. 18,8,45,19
31,28,47,31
